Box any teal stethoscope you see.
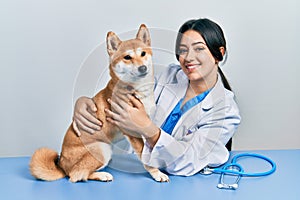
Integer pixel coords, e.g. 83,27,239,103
199,153,277,190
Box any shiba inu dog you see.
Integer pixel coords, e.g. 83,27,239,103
29,24,169,183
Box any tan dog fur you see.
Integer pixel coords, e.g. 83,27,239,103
29,24,169,183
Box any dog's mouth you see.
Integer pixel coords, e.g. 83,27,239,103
129,72,148,78
137,72,148,78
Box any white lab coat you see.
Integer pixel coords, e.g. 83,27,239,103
141,64,241,176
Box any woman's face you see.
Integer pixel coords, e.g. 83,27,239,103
178,30,218,84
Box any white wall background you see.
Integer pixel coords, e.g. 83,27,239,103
0,0,299,157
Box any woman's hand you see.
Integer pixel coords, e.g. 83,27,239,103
105,94,160,147
72,96,102,136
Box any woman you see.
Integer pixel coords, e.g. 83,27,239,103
73,18,241,176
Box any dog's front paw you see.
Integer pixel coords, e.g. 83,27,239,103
89,171,113,182
150,170,170,182
69,170,89,183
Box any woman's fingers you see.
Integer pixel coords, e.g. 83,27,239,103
78,114,101,131
85,98,98,112
74,119,99,135
107,98,127,114
73,108,102,135
105,108,122,122
127,94,143,108
73,96,102,135
79,109,102,127
72,120,81,136
105,115,119,126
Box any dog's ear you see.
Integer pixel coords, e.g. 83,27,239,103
136,24,151,46
107,31,122,56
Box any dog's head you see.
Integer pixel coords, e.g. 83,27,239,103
106,24,153,84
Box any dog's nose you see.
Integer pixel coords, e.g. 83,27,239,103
138,65,147,73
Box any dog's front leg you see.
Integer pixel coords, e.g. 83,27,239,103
125,135,169,182
143,164,170,182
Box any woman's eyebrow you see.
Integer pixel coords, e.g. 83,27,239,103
192,41,206,46
179,41,206,47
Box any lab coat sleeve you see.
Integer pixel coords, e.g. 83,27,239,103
141,99,241,176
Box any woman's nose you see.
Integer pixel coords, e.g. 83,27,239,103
185,49,195,62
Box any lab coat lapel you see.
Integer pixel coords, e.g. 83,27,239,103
171,74,225,136
201,74,225,111
152,71,188,127
171,102,203,138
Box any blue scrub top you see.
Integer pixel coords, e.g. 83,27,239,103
161,89,211,134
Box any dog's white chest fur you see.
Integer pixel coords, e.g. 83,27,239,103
139,92,155,117
133,80,155,117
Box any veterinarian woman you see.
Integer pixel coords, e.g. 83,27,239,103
72,18,241,176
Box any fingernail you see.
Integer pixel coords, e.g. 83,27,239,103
107,98,111,102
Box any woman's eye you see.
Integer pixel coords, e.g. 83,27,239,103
141,51,146,57
195,47,205,52
124,55,132,60
178,49,188,55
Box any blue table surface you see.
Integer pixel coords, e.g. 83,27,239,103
0,149,299,200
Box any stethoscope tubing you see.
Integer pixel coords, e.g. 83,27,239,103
211,153,276,177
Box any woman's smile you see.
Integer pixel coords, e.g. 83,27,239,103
185,63,201,72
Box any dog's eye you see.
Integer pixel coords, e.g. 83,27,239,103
124,55,132,60
141,51,146,57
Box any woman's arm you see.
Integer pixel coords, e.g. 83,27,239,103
141,99,241,176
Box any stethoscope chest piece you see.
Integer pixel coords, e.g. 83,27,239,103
217,163,243,190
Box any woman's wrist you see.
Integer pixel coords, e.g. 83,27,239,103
143,124,161,148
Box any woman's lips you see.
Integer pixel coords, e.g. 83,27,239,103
185,64,200,72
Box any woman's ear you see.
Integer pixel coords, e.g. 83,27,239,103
219,46,225,57
215,46,226,64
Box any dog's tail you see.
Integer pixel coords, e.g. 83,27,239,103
29,147,66,181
